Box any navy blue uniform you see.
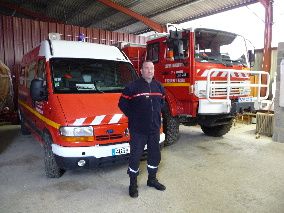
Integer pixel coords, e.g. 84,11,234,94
118,77,165,177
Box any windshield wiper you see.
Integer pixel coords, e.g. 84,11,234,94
230,59,247,67
197,54,234,66
218,58,233,67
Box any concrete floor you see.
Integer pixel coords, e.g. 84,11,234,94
1,123,284,213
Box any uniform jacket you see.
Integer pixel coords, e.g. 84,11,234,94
118,77,165,135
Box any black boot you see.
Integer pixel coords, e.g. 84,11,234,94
129,176,138,198
147,174,166,191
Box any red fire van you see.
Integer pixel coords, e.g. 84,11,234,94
18,33,165,178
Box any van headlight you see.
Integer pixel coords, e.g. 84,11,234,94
59,126,94,136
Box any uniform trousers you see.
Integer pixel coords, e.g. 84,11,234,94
127,131,161,177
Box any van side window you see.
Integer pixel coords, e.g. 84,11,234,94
27,62,36,88
117,63,136,86
37,59,46,80
146,43,159,63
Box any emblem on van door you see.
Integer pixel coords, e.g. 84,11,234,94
106,129,114,134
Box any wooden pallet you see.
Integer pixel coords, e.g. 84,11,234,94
235,113,256,124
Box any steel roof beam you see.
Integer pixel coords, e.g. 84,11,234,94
96,0,166,33
258,0,273,73
258,0,269,7
107,0,201,32
117,0,258,34
258,0,273,97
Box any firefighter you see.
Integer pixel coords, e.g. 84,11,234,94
118,60,166,198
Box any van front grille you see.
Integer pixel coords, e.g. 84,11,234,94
95,134,123,141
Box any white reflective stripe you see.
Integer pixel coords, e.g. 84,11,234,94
147,164,158,169
201,70,209,77
129,167,139,173
90,115,106,125
109,114,123,124
211,71,219,77
220,72,227,77
134,93,150,97
73,118,86,125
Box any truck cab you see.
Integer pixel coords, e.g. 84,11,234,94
123,28,269,145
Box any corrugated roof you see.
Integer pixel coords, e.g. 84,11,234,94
0,0,258,34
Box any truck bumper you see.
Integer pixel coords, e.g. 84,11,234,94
52,133,165,170
199,99,255,115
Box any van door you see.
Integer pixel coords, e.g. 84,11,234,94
23,61,37,128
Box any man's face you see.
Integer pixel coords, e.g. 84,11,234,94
141,61,154,82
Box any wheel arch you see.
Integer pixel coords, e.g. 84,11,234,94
164,89,178,117
42,126,58,145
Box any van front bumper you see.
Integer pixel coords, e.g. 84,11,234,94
52,133,165,170
54,154,132,169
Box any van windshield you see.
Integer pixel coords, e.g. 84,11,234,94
50,58,138,93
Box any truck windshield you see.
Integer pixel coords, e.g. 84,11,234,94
194,28,253,67
50,58,137,93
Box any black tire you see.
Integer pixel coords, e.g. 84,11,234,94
43,133,65,178
19,112,31,135
201,119,233,137
162,103,179,146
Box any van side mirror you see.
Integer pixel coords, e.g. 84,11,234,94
30,79,47,101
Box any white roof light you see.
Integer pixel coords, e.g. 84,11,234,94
48,33,61,40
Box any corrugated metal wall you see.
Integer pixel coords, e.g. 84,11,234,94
0,15,146,111
253,48,277,99
254,48,278,80
0,15,146,70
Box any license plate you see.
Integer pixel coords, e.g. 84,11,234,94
238,96,254,103
112,147,130,156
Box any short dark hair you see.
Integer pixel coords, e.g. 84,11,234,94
143,60,153,64
142,60,153,68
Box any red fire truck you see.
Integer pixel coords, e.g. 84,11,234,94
122,28,270,145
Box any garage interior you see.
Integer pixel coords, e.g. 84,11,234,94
1,0,284,212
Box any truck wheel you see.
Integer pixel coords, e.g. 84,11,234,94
19,112,31,135
162,104,179,146
43,133,64,178
201,119,233,137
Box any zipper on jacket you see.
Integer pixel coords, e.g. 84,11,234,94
148,82,154,123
